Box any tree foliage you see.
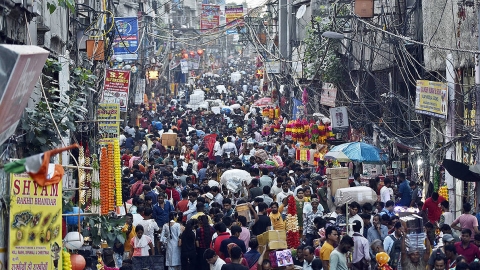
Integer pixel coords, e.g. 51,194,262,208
18,58,96,156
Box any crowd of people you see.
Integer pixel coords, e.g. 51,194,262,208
97,63,480,270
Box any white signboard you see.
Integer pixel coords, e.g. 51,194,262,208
329,106,349,133
180,59,189,74
265,61,281,73
134,79,145,105
321,83,337,107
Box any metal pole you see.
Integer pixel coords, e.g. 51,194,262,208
475,2,480,210
445,53,456,217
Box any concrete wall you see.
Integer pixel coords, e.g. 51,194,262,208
422,0,477,71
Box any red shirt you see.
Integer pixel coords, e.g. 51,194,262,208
121,154,131,167
165,188,181,205
176,199,189,222
455,242,480,263
422,196,445,223
211,232,230,257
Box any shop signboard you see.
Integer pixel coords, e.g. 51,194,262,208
415,80,448,119
265,61,281,74
201,5,220,32
225,5,244,34
320,83,337,107
292,98,304,120
102,69,131,112
134,79,145,105
8,173,63,270
113,17,139,59
97,103,120,144
329,106,349,133
0,45,49,147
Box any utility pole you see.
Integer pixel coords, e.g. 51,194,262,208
475,1,480,210
445,53,457,217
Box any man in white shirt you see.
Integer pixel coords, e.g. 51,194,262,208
221,137,238,156
204,248,226,270
213,137,223,163
347,201,364,236
184,192,198,220
137,208,160,247
380,178,392,203
277,182,293,216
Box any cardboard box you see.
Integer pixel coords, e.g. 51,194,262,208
161,133,177,147
327,167,349,179
235,203,252,223
257,230,287,250
330,178,349,195
354,0,374,18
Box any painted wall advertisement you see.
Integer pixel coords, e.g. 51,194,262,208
320,83,337,107
200,5,220,32
225,5,244,34
8,173,62,270
415,80,448,119
113,17,139,59
97,103,120,144
102,69,131,112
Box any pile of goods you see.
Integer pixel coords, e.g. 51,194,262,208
284,119,335,143
400,215,425,251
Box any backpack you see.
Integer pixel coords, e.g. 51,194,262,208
387,235,402,268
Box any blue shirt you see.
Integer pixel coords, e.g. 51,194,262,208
153,201,174,228
398,180,412,206
125,137,134,149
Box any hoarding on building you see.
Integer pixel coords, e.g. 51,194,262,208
8,173,63,270
265,61,281,74
415,80,448,119
134,79,146,105
113,17,139,59
102,69,131,112
201,5,220,32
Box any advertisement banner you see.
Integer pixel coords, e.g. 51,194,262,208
9,173,62,270
97,103,120,144
265,61,281,74
134,79,146,105
292,98,304,120
415,80,448,119
320,83,337,107
329,106,349,133
201,5,220,32
102,69,131,112
113,17,139,59
225,5,244,34
0,45,49,146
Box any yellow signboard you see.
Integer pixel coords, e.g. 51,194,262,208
97,103,120,144
415,80,448,119
9,173,62,270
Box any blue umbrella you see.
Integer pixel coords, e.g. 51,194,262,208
330,142,387,163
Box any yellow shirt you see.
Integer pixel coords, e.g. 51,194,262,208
269,212,285,230
320,242,334,263
190,212,213,224
122,224,137,252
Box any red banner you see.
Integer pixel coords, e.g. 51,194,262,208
200,4,220,32
203,134,217,160
102,69,131,112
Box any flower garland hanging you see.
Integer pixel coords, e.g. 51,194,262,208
285,195,300,248
91,154,101,214
107,143,115,212
62,249,72,270
78,145,86,206
114,140,122,206
84,146,92,212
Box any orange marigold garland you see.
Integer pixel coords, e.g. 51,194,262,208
99,145,115,215
285,195,300,248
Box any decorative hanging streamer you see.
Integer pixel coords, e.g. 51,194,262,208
84,146,92,212
107,143,115,212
